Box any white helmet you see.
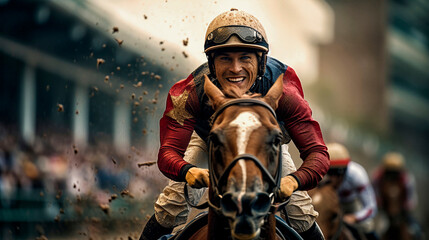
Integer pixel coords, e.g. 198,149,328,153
326,143,351,175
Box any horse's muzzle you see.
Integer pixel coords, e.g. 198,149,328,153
221,192,272,239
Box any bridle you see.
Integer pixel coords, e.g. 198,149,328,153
207,98,286,214
182,98,294,239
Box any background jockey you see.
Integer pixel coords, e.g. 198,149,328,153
139,9,329,240
372,152,422,239
326,142,379,240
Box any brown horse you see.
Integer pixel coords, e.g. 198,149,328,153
308,181,355,240
175,74,302,240
376,172,419,240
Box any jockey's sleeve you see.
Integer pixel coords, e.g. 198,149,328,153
350,163,378,221
158,75,199,181
404,172,417,211
277,67,330,190
355,183,378,222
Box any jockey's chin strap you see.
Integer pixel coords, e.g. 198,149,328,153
184,98,288,214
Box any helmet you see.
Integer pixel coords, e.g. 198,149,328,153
326,143,350,175
204,9,269,78
382,152,404,171
204,9,269,53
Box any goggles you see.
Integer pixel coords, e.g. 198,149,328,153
204,25,268,52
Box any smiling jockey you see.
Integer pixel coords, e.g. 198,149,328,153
140,9,329,240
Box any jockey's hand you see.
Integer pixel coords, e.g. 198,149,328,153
185,167,210,189
278,175,298,201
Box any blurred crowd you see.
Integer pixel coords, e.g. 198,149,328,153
0,123,163,227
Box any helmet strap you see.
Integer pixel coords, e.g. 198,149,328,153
257,52,267,79
207,53,216,78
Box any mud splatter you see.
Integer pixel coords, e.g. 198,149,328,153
57,104,64,112
137,161,156,168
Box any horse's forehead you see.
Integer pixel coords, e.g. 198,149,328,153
229,111,261,127
228,111,262,155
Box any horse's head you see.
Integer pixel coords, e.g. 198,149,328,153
309,183,342,239
204,74,284,240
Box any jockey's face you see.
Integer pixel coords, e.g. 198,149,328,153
213,50,258,95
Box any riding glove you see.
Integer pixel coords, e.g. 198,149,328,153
278,175,299,201
185,167,210,188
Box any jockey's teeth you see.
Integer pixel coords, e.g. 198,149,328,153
227,77,244,82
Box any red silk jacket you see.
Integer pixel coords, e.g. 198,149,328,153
158,57,329,190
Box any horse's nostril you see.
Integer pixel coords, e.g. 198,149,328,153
221,192,271,219
251,192,271,217
221,193,239,218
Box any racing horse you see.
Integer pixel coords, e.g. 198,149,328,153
174,74,302,240
377,175,418,240
308,181,355,240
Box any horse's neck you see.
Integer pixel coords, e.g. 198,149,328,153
380,179,406,217
207,210,229,239
262,213,278,240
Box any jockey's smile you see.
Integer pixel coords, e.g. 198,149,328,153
213,51,258,95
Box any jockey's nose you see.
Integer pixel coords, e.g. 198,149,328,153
229,59,243,73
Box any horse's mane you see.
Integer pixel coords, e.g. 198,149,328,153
206,86,263,109
223,86,262,99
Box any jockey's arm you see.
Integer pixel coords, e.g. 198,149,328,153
276,68,329,191
157,78,201,182
355,183,378,222
351,163,378,222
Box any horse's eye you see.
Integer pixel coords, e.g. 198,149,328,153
268,131,283,146
209,133,221,146
273,135,282,146
209,130,225,146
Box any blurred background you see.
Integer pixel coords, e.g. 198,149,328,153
0,0,428,239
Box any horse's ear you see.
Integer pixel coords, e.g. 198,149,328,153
204,74,226,110
264,74,284,110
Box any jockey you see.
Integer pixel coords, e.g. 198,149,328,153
326,143,379,240
140,9,329,240
372,152,420,236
